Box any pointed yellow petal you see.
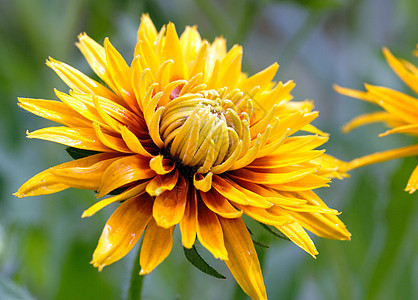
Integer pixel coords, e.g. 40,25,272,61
76,33,120,97
196,201,228,260
91,194,153,270
97,155,155,197
153,175,187,228
219,217,267,300
104,38,138,113
180,188,198,248
239,62,278,93
137,13,158,47
92,123,132,153
46,57,117,101
342,111,397,133
383,47,418,94
163,23,186,79
17,98,90,127
345,144,418,171
276,221,318,257
14,170,69,198
140,219,175,275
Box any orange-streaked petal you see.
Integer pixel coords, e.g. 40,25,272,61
14,153,120,198
196,201,228,260
91,193,153,271
200,189,243,218
146,170,179,197
153,175,187,228
228,167,318,185
97,155,155,197
93,123,132,153
82,181,149,218
27,126,113,152
219,217,267,300
139,218,175,275
180,188,197,248
50,153,121,190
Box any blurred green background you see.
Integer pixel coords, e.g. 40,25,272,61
0,0,417,299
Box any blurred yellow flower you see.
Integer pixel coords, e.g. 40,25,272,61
336,45,418,194
15,14,350,299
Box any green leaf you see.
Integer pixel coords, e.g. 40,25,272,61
65,147,101,160
259,223,290,241
183,245,226,279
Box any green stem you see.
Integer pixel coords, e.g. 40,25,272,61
127,245,144,300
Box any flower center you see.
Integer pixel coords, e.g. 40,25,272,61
160,88,250,174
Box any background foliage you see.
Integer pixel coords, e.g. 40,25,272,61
0,0,417,299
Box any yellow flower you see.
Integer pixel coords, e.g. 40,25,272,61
15,14,350,299
335,45,418,194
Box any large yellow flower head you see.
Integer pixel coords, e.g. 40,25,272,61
336,45,418,194
16,14,351,299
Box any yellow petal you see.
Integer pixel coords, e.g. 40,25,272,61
229,167,318,185
14,170,69,198
200,190,243,218
140,218,175,275
46,57,117,101
50,153,121,190
219,217,267,300
162,23,186,79
17,98,90,127
342,111,398,133
344,144,418,172
180,188,198,248
104,38,138,113
179,26,202,69
92,123,132,153
82,181,149,217
97,155,155,197
239,62,278,93
76,33,120,97
137,14,158,47
271,190,350,241
27,126,112,152
153,175,187,228
383,47,418,94
91,193,153,270
276,221,318,257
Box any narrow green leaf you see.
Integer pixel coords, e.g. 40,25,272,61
183,245,226,279
65,147,100,160
259,223,290,241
